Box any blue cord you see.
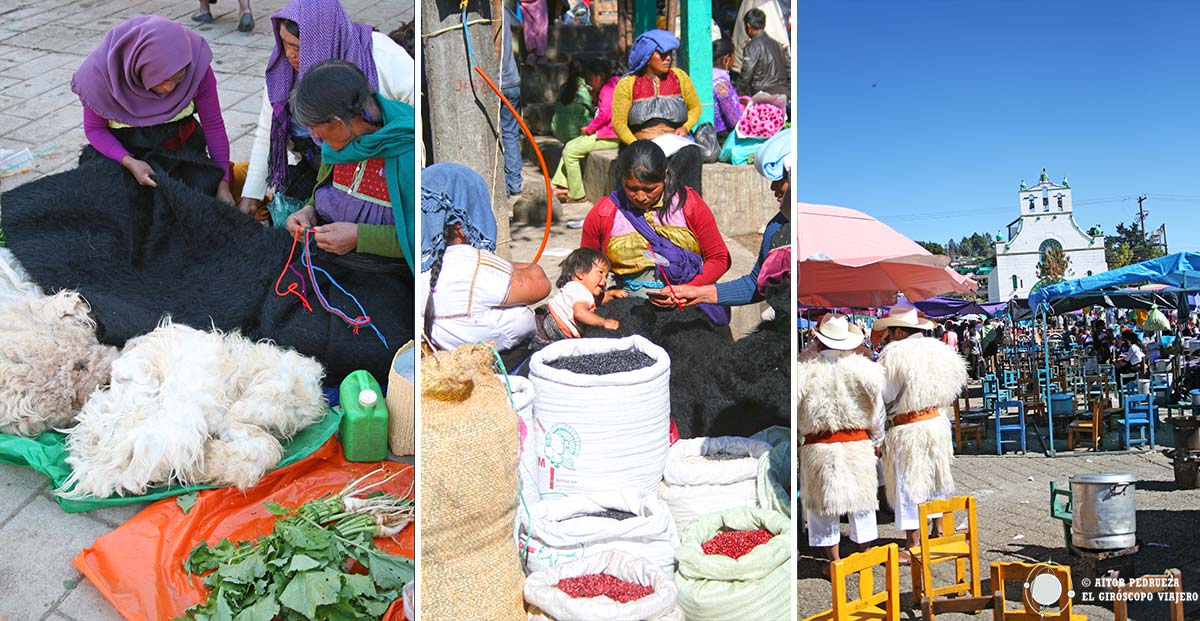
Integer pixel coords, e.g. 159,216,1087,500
462,6,479,69
300,229,389,349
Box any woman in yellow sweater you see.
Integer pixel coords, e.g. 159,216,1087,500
611,29,705,195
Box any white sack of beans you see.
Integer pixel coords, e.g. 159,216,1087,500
524,550,680,621
529,336,670,495
402,581,415,620
519,489,678,574
657,437,772,534
500,374,540,528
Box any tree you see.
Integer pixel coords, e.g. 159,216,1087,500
1105,221,1164,268
1036,244,1071,284
917,241,945,255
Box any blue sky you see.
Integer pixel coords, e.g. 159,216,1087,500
794,1,1200,251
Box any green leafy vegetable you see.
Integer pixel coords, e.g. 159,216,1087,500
177,491,198,514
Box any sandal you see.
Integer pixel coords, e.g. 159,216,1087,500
237,12,254,32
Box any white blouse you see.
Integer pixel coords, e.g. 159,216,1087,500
429,245,536,351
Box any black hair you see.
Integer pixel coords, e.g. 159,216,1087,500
588,57,617,83
280,18,299,37
556,248,610,288
290,59,379,127
712,38,734,65
617,140,687,216
558,57,587,105
744,8,766,30
388,22,415,59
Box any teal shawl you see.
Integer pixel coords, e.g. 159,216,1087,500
320,95,415,272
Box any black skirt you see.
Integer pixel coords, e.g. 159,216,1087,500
92,115,225,196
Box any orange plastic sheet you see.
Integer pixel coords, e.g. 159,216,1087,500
73,437,414,621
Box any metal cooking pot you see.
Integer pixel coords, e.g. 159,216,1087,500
1070,472,1137,550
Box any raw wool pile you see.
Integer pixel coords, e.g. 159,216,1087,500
420,344,526,621
657,436,772,534
519,489,678,574
581,282,791,439
0,289,119,437
0,247,41,303
525,551,683,621
58,320,327,498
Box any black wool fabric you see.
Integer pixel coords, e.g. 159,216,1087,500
0,153,412,386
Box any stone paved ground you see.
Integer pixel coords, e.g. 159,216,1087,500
797,388,1200,621
0,2,411,619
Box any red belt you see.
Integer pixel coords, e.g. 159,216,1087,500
804,429,869,444
892,407,941,427
161,117,197,150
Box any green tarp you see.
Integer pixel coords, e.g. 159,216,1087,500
0,408,342,512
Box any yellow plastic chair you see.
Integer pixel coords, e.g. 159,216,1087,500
804,543,900,621
910,496,983,609
991,561,1086,620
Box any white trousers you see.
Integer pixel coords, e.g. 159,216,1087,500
807,510,878,548
893,460,945,531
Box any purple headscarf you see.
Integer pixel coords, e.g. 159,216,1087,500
71,15,212,126
264,0,379,190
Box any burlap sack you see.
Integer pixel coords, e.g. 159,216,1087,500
420,344,526,621
386,341,416,455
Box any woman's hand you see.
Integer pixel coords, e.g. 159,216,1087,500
673,126,690,137
285,204,318,237
237,196,261,217
120,155,157,187
666,284,717,307
215,180,234,206
580,126,592,136
602,318,620,330
313,222,358,255
646,290,678,308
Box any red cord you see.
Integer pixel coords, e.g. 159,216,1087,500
273,228,313,312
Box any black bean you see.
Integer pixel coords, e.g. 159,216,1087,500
579,509,638,521
704,452,750,461
544,349,656,375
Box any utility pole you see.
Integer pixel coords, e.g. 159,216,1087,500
422,0,511,258
1137,194,1148,246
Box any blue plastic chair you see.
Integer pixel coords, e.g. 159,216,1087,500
1002,369,1019,390
1118,394,1156,449
994,400,1027,455
982,375,1000,412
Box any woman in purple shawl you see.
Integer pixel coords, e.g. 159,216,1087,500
235,0,415,219
71,15,233,203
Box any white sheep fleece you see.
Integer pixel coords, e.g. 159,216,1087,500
0,290,118,437
877,335,968,508
59,320,327,499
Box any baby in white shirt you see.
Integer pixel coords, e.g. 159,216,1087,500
540,248,627,340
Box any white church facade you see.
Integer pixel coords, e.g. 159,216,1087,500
987,169,1108,303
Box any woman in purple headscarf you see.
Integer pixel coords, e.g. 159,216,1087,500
71,15,233,204
235,0,415,219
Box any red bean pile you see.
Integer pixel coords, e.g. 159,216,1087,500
556,573,654,603
701,529,774,559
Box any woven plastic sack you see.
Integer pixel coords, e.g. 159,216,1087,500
387,341,417,455
505,373,540,522
519,489,678,573
529,336,671,496
750,426,791,516
658,437,771,533
421,345,526,621
524,550,679,621
674,507,793,621
1142,304,1171,332
72,436,413,621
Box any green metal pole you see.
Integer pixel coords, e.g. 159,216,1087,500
633,0,655,37
679,0,714,125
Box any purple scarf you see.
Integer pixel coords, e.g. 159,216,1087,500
71,15,212,126
264,0,379,190
610,190,731,325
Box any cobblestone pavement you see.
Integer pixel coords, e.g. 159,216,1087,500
0,2,411,619
797,409,1200,620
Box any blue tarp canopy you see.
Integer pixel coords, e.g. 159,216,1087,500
1028,252,1200,313
889,295,1006,319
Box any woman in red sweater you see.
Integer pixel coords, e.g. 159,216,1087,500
580,140,731,324
71,15,232,204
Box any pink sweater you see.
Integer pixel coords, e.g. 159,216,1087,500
581,76,619,140
81,67,230,182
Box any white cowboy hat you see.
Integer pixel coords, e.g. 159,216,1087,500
815,313,865,351
872,305,936,332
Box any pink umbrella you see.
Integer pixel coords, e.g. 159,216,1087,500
796,202,976,307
